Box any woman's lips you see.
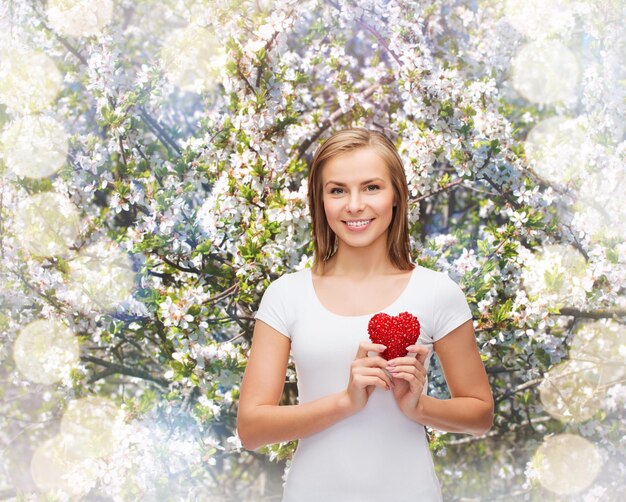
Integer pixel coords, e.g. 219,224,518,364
342,218,374,231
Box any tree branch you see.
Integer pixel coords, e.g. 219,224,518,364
138,107,182,156
494,377,543,406
414,178,465,202
444,415,554,446
80,355,170,387
480,173,590,260
557,307,626,319
30,5,88,65
296,74,394,160
205,283,239,304
354,12,402,65
486,366,521,374
157,253,202,274
236,65,257,96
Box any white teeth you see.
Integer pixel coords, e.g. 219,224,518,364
346,219,371,227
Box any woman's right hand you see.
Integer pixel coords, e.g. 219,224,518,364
344,342,395,413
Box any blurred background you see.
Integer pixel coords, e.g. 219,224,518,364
0,0,624,500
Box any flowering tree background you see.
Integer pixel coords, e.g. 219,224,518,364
0,0,624,500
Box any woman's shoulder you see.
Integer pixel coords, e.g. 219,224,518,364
412,263,448,280
412,264,464,292
264,268,309,291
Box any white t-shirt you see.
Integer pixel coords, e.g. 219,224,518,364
253,264,473,502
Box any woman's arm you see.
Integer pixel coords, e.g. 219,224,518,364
411,319,494,436
236,319,356,451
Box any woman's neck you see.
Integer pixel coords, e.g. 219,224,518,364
320,254,400,278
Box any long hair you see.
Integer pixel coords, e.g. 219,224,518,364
307,127,414,275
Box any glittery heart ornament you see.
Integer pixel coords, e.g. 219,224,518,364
367,311,421,360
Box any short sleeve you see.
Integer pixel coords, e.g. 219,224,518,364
432,274,473,342
254,278,292,340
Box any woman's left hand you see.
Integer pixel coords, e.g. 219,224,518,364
386,345,429,419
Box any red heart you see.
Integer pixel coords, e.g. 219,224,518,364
367,311,421,360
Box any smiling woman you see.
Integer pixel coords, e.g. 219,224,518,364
320,147,396,250
308,129,413,269
236,127,494,502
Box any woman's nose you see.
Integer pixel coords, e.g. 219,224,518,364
346,192,364,212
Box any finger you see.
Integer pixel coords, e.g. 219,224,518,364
370,367,395,389
365,355,391,366
387,357,424,369
356,356,389,370
409,375,421,393
412,346,430,364
390,367,426,385
392,372,422,394
356,341,387,359
388,366,417,379
395,365,425,379
406,345,429,357
389,371,411,388
357,367,394,390
380,367,395,388
389,347,427,364
358,374,390,390
387,357,415,366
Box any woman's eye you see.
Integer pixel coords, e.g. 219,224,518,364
330,185,380,195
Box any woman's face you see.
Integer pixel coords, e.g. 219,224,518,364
321,147,397,250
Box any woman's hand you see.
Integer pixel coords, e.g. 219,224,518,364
344,342,394,414
386,345,430,420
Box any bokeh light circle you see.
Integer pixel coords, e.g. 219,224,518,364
61,395,124,459
524,116,592,187
30,434,78,494
538,359,605,423
13,191,81,257
572,149,626,243
505,0,575,39
530,433,602,494
511,39,579,105
67,240,136,312
47,0,113,38
160,24,228,93
30,434,99,495
570,320,626,387
1,114,68,178
0,46,62,113
521,244,588,302
13,319,80,385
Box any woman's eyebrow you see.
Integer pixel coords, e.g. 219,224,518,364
324,177,385,187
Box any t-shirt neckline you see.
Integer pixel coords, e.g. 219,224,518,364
307,265,418,318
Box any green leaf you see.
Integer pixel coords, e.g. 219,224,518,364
493,299,512,324
438,100,454,118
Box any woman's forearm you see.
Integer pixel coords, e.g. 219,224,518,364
237,390,356,451
411,394,494,436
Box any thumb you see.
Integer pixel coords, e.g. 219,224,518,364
408,345,430,364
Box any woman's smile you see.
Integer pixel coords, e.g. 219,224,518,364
342,218,375,231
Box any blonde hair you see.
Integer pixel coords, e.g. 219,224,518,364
307,127,415,275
